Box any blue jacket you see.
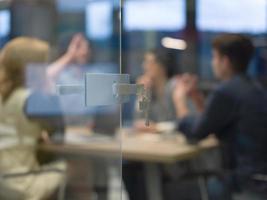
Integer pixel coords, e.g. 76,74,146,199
179,75,267,186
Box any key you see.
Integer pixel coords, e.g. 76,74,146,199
139,88,151,127
145,109,150,126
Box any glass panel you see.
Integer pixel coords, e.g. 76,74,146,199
197,0,267,79
121,1,267,200
0,0,122,200
121,1,194,200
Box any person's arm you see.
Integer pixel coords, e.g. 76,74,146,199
46,53,73,81
24,92,65,138
172,74,195,118
178,89,237,141
189,89,205,113
46,34,83,82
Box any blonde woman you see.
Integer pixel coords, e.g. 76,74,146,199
0,37,66,200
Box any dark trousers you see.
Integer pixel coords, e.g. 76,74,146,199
123,162,147,200
123,162,204,200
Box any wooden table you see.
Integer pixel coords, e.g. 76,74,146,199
121,132,218,163
39,129,219,200
40,130,218,163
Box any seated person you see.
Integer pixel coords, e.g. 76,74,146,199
0,37,66,200
47,33,119,120
134,48,181,132
46,33,91,85
124,48,178,200
124,48,202,200
173,34,267,199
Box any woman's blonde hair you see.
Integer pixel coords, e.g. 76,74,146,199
0,37,50,89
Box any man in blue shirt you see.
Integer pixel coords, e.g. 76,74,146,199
173,34,267,199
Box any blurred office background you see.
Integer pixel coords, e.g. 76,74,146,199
1,0,267,199
1,0,267,78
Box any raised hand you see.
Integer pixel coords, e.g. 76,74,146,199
172,73,200,117
172,74,192,102
65,33,84,61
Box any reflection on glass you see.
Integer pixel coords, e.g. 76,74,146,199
0,0,122,199
197,0,267,33
86,0,113,40
124,0,186,31
0,10,10,37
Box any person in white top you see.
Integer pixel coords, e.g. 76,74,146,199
0,37,66,200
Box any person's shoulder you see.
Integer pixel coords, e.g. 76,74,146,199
215,75,253,98
218,75,247,89
214,80,233,94
165,77,176,90
164,77,179,98
26,91,62,116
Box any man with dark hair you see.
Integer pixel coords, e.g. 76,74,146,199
173,34,267,199
211,34,254,73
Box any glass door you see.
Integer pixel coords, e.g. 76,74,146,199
53,1,123,199
0,0,123,199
